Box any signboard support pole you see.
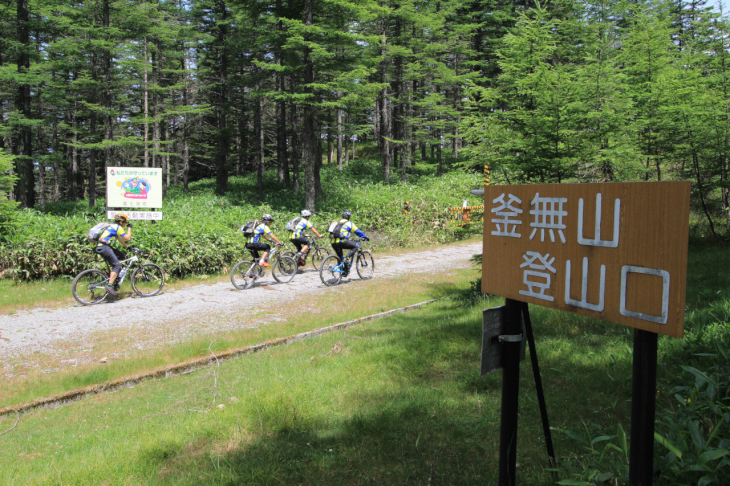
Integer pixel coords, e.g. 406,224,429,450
628,329,658,486
498,298,522,486
520,302,556,469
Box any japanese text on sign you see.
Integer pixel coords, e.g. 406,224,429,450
482,182,690,338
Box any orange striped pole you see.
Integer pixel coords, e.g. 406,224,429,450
484,164,490,186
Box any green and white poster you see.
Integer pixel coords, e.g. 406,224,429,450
106,167,163,220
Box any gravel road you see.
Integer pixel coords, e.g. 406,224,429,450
0,242,481,377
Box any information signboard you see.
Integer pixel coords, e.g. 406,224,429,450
481,181,690,338
106,167,163,214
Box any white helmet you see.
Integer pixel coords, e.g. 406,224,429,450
301,209,313,217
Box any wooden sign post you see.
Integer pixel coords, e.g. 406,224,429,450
481,181,691,486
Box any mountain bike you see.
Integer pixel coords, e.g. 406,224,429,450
72,248,165,305
319,239,374,287
230,243,298,290
281,234,330,270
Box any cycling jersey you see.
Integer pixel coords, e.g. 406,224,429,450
331,219,367,243
290,218,314,239
97,224,128,246
247,223,272,244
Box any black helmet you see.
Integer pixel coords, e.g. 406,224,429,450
341,210,352,220
262,213,274,222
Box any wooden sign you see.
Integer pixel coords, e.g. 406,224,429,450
481,182,690,338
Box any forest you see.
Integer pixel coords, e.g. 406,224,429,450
1,0,729,235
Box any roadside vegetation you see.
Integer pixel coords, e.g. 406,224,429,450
0,159,482,282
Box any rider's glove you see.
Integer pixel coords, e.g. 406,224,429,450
363,237,370,241
127,223,133,228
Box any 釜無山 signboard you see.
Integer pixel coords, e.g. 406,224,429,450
482,182,690,338
106,167,162,220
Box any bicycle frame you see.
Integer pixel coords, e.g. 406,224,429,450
297,234,325,260
96,253,139,288
114,255,139,286
331,241,364,275
248,242,283,266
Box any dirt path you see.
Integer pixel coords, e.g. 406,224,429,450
0,242,481,377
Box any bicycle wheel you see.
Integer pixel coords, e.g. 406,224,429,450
72,269,110,305
356,250,375,280
272,256,297,283
281,250,296,260
231,260,259,290
131,264,165,297
319,255,343,287
312,247,330,270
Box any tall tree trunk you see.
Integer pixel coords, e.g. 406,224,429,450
14,0,34,208
152,49,160,169
277,67,290,187
144,38,149,167
379,27,391,183
103,0,114,180
236,103,245,176
163,122,169,193
290,76,300,193
315,120,323,200
181,48,190,190
255,95,264,201
214,0,230,196
301,0,316,210
69,100,80,199
52,113,60,201
36,122,45,207
374,96,380,150
337,105,343,169
89,110,98,208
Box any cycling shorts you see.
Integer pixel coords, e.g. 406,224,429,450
246,242,270,259
290,237,309,252
331,241,357,261
94,244,126,273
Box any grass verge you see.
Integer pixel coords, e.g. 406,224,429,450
0,289,636,485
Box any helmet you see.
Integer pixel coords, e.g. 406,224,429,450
114,213,129,223
261,213,274,222
301,209,312,218
341,210,352,220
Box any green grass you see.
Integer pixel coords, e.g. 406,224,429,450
0,290,636,485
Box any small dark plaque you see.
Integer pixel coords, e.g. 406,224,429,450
481,306,527,375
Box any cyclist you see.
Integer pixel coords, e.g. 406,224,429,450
246,214,282,267
94,213,133,296
330,210,369,276
290,209,323,266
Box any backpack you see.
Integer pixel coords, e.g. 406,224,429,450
328,220,346,238
285,217,302,232
241,220,259,238
87,222,111,242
